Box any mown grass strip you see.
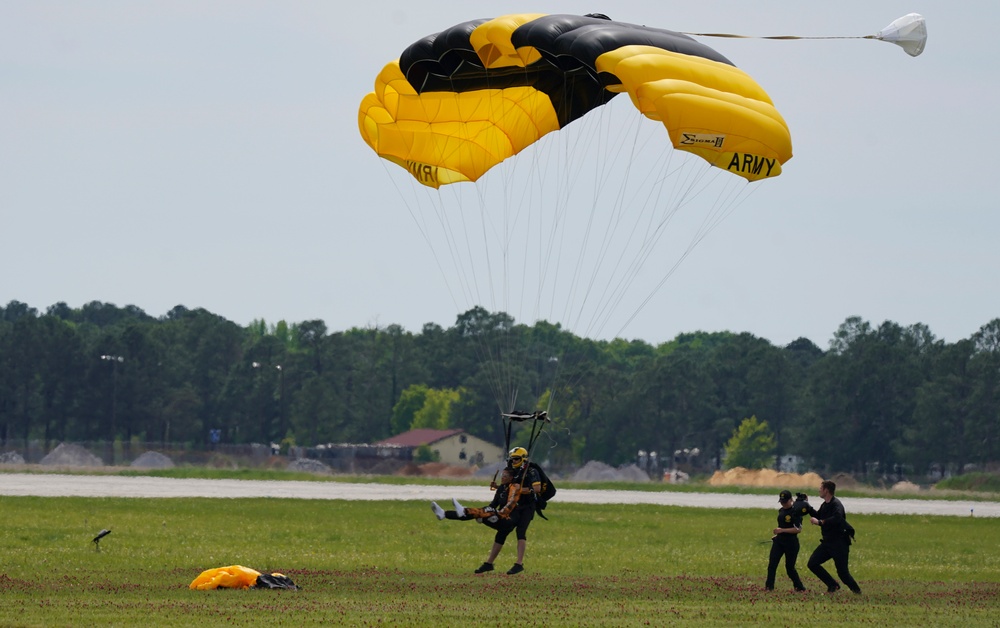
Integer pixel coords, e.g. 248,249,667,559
1,495,998,626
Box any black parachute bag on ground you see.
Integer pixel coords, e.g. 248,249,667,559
255,572,300,590
528,461,556,519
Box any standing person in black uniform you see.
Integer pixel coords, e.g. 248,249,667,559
766,489,807,591
473,447,541,576
804,480,861,594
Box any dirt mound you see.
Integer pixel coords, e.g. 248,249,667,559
616,463,653,483
892,481,922,492
39,443,104,467
571,460,651,483
287,458,332,475
0,451,25,465
443,467,476,478
831,473,859,489
130,451,175,469
397,462,422,476
397,462,476,477
708,467,824,489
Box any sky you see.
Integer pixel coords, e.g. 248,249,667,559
2,2,996,349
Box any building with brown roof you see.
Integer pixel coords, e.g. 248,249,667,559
375,428,504,467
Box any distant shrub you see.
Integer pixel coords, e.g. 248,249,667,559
414,444,439,463
936,472,1000,493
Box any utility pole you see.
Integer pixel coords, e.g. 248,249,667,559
100,354,124,439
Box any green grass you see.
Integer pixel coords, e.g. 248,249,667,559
1,493,998,626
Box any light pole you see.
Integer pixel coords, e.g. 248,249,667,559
252,362,265,442
276,364,285,444
252,362,284,447
101,355,124,439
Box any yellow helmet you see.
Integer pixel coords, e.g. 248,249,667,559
508,447,528,468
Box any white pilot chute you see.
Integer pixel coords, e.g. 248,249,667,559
873,13,927,57
682,13,928,57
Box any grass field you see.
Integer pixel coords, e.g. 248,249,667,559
2,489,999,626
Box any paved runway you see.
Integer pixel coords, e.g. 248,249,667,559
2,473,997,517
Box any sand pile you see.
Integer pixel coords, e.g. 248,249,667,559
130,451,175,469
571,460,652,483
830,473,859,489
708,467,824,489
0,451,25,465
287,458,331,475
39,443,104,467
421,462,476,477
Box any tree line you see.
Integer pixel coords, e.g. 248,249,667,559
1,299,998,479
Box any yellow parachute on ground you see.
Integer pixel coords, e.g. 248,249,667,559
359,13,792,187
189,565,299,590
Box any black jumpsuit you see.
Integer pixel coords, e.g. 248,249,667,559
493,465,541,545
766,504,806,591
805,496,861,593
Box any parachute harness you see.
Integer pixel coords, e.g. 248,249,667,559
492,410,551,514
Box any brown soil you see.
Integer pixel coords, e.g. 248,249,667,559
397,462,477,477
708,467,825,489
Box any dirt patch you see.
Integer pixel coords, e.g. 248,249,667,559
708,467,824,489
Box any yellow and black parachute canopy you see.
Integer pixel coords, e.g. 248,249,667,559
359,13,792,187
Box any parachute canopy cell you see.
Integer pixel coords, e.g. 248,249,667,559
358,13,792,187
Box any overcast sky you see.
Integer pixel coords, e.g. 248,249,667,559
2,2,994,349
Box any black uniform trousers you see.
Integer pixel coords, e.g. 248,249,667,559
493,503,535,545
807,538,860,593
766,536,805,590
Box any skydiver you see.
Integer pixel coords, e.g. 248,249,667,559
473,447,542,575
429,447,542,575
